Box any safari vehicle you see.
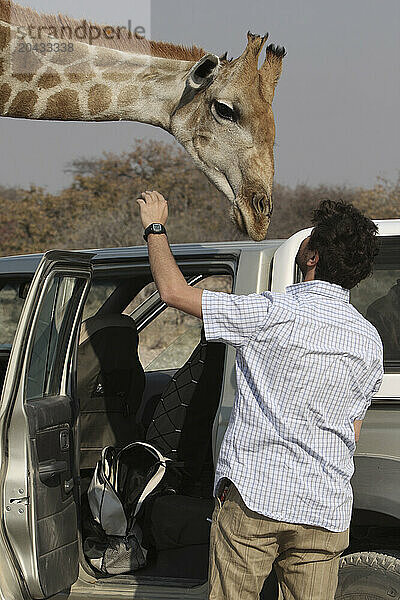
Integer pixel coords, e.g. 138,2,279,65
0,219,399,600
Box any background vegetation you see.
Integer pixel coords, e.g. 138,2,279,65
0,139,399,257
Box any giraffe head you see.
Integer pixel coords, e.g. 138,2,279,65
0,1,284,240
170,32,285,241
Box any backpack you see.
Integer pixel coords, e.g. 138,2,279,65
85,441,175,574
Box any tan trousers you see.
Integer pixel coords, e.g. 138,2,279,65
208,483,349,600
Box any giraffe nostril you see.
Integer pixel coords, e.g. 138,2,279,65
252,193,271,216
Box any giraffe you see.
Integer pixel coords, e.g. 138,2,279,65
0,0,285,240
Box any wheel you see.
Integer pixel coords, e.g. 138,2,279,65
336,551,400,599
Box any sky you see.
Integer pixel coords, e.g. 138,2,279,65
1,0,399,193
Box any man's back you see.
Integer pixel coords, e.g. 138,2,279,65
202,279,383,532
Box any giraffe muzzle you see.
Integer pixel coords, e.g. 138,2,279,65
233,193,273,241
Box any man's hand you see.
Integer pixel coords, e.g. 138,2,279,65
136,190,168,229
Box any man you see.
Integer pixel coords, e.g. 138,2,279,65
137,191,384,600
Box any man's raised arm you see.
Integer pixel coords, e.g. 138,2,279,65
136,190,203,318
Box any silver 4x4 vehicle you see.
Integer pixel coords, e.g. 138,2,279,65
0,220,399,600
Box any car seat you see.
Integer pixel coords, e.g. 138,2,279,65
77,313,145,469
140,328,226,496
133,330,226,580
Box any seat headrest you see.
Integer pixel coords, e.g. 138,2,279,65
79,313,138,346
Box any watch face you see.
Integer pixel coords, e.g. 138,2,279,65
153,224,162,232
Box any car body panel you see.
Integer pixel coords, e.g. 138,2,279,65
352,407,400,519
0,251,93,599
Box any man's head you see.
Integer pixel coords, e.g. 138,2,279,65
295,200,379,289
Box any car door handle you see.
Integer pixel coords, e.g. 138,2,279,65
39,460,68,475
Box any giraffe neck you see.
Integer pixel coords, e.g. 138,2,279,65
0,20,196,131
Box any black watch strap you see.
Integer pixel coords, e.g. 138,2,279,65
143,223,167,242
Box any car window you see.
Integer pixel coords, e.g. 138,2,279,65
82,280,118,321
124,282,157,314
26,274,87,400
295,236,399,371
0,276,121,352
0,279,31,349
350,236,400,371
139,275,232,371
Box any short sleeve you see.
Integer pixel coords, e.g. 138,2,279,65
354,354,384,420
201,289,273,349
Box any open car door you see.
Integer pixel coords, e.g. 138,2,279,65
0,250,93,599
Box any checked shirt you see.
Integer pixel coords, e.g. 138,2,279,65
202,280,383,532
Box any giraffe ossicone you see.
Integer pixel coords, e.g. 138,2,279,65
0,0,285,240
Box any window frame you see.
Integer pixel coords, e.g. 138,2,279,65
77,256,237,373
23,270,90,401
25,274,88,401
132,268,235,372
130,261,236,333
138,273,233,372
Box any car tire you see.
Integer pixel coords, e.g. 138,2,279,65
335,551,400,599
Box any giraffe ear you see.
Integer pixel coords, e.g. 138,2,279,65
187,53,220,91
173,54,220,113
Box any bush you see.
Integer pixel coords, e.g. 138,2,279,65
0,139,398,256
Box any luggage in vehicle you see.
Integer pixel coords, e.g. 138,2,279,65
84,331,227,574
85,441,174,575
143,494,214,550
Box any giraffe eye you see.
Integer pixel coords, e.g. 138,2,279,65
213,101,237,122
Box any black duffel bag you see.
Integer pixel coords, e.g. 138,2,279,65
144,494,214,551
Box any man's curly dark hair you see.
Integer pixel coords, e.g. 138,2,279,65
308,200,379,290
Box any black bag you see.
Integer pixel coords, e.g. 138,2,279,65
144,494,214,550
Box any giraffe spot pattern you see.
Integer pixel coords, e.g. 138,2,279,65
12,72,35,83
65,62,95,84
88,84,111,115
117,86,137,107
8,89,38,118
0,2,11,24
102,68,132,83
37,68,62,89
11,47,42,81
40,89,81,120
50,42,89,65
0,83,11,112
0,24,10,51
92,48,121,68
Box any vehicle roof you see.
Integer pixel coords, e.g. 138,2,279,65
1,217,399,276
0,239,285,275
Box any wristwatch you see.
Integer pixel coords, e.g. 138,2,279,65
143,223,167,242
